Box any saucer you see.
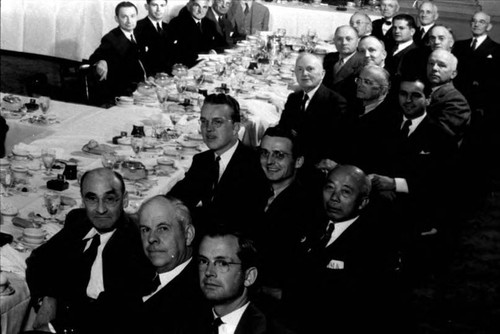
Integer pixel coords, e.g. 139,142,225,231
16,236,45,248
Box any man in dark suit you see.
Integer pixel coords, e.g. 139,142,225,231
26,168,155,333
372,0,399,52
323,25,365,107
194,226,294,334
168,93,270,236
0,115,8,158
357,35,387,67
350,11,373,38
167,0,219,68
135,0,170,76
414,1,439,48
427,49,471,146
89,1,147,105
138,195,209,334
282,165,400,333
228,0,270,40
279,53,347,172
206,0,235,52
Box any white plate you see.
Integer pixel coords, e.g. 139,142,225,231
179,140,199,148
157,157,175,166
186,133,203,141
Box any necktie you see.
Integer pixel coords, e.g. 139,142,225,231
334,57,344,75
400,119,412,138
150,274,161,294
471,38,477,51
300,93,309,112
321,222,335,248
211,317,224,334
384,20,392,26
219,16,225,31
420,27,425,39
82,234,100,286
157,22,162,33
265,188,275,212
244,3,250,15
210,155,221,200
130,34,136,44
197,21,203,33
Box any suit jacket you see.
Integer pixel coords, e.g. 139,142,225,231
135,17,170,76
168,141,270,235
89,27,146,102
141,259,209,334
278,84,348,166
228,1,270,38
206,7,235,52
384,41,420,79
0,115,8,158
26,208,155,334
453,36,500,113
428,81,471,145
322,51,365,106
413,24,434,48
167,8,219,68
372,18,396,52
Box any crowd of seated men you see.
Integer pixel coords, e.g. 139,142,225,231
21,1,500,333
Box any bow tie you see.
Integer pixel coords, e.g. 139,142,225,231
384,20,392,26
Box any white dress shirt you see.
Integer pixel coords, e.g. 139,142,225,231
215,302,250,334
142,258,192,301
325,217,358,247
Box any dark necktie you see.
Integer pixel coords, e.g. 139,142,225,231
334,57,344,75
384,20,391,26
150,274,161,294
244,3,250,15
471,38,477,51
219,16,225,31
197,21,203,33
130,34,136,44
420,27,425,39
82,234,100,286
400,119,412,138
157,22,162,33
300,93,309,113
211,155,221,200
211,317,224,334
320,222,335,248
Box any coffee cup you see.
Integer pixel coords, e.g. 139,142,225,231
11,166,28,182
23,227,46,245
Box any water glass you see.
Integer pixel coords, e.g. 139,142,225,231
44,191,61,221
131,135,144,159
39,96,51,114
101,152,117,169
41,148,57,175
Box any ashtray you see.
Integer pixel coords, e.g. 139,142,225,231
24,102,39,112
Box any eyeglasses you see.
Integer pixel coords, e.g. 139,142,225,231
215,0,232,5
470,20,488,25
355,77,381,87
197,257,242,273
352,20,368,25
84,194,122,208
258,149,292,161
199,117,232,129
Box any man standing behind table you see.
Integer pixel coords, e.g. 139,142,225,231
372,0,399,52
414,1,439,48
206,0,236,52
350,11,373,38
89,1,147,105
167,0,219,68
228,0,270,40
323,25,365,108
168,93,270,238
138,195,209,334
26,167,155,334
135,0,170,76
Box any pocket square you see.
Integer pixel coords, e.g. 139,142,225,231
326,259,344,270
419,150,430,155
487,54,493,58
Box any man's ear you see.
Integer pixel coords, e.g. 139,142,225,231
295,156,305,169
244,267,258,288
114,16,119,25
185,224,196,247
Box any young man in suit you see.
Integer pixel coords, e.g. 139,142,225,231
414,1,439,48
167,0,219,68
138,195,208,334
89,1,147,105
206,0,235,52
384,14,419,79
135,0,170,76
168,93,270,237
228,0,270,40
323,25,365,108
372,0,399,52
26,168,155,333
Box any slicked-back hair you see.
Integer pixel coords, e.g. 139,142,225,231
261,125,303,159
393,13,417,30
138,195,193,229
203,93,241,123
115,1,138,16
80,168,126,195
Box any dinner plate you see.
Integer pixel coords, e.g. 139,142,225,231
0,285,15,297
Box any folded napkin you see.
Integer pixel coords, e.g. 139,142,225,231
0,244,27,277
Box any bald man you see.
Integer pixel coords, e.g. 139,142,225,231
26,167,154,334
414,1,439,47
350,12,373,37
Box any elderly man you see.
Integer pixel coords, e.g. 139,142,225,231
135,0,170,76
138,195,208,334
350,11,373,37
282,164,400,333
167,0,218,68
428,24,455,51
358,35,387,67
278,53,347,180
414,1,439,47
323,25,365,106
89,1,147,105
206,0,235,51
168,93,269,236
427,49,471,146
228,0,270,40
453,11,500,118
372,0,399,52
26,168,154,334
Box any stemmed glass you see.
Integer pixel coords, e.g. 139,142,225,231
130,135,144,159
44,191,61,223
41,148,56,175
175,77,187,99
39,96,51,114
156,87,168,106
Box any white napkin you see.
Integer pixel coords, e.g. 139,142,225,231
0,244,27,277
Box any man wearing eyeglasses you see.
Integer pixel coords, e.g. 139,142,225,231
168,93,270,237
138,195,208,334
26,167,154,333
350,12,373,38
193,226,294,334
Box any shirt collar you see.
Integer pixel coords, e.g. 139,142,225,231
340,51,356,64
474,34,487,47
304,82,321,99
217,140,239,177
403,112,426,135
420,23,434,33
394,40,414,54
214,302,250,332
148,16,163,27
325,216,358,247
362,95,386,115
241,1,252,10
120,29,135,41
158,257,192,286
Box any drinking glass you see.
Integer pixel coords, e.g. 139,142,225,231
101,152,117,169
130,135,144,159
39,96,51,114
0,168,14,196
44,191,61,222
175,77,187,99
156,87,168,105
41,148,56,175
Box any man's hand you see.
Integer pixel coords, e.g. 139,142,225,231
33,296,57,331
315,159,338,175
369,174,396,191
95,60,108,81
